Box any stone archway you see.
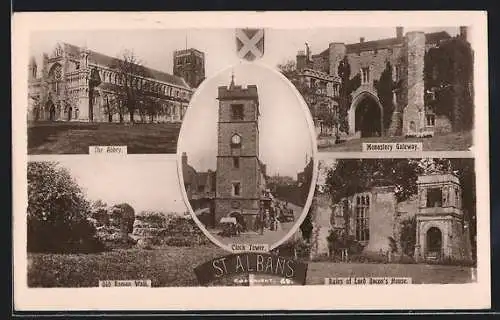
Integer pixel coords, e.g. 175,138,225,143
348,92,384,138
426,227,443,259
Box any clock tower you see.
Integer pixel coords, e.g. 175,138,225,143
214,75,264,231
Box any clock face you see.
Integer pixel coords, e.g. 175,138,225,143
231,134,241,144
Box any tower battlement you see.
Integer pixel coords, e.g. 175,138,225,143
217,85,259,101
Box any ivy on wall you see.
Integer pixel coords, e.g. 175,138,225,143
374,61,397,131
335,56,361,134
424,38,474,131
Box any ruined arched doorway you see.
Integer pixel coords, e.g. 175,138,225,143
426,227,442,259
230,212,246,232
350,92,384,138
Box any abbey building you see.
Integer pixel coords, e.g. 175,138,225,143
27,43,205,123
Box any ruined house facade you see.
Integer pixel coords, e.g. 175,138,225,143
310,172,472,262
295,27,474,138
27,43,203,123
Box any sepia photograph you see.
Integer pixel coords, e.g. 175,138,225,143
27,30,209,154
177,63,317,251
26,156,232,287
273,157,477,284
13,11,489,311
275,26,475,152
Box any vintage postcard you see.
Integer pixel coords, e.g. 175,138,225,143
12,11,489,311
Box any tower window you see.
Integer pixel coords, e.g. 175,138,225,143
233,157,240,168
231,104,244,120
232,182,241,196
426,188,443,207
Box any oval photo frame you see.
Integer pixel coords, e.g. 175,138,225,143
176,61,319,253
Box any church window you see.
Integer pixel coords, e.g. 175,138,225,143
355,195,370,242
231,104,244,120
426,187,443,207
232,182,241,196
233,157,240,169
361,67,370,84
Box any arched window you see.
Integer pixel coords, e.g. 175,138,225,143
230,133,241,147
355,195,370,242
48,63,63,94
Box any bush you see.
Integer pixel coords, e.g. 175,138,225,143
400,216,417,257
327,230,364,257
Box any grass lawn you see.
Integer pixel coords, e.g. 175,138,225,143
27,121,182,154
319,131,473,152
28,246,475,287
28,245,227,287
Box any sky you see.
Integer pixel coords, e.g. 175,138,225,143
29,27,459,80
177,63,313,178
50,157,187,214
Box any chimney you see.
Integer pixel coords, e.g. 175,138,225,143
396,27,404,40
360,37,365,43
459,26,468,41
182,152,188,165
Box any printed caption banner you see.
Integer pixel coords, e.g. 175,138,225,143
194,253,308,286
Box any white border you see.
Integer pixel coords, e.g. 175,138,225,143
176,61,319,253
13,11,490,311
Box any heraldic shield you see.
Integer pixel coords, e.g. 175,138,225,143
235,28,265,61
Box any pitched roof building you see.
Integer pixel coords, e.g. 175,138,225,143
28,42,204,123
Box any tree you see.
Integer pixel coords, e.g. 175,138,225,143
424,38,474,131
277,60,298,82
90,199,109,226
336,56,361,134
110,49,149,123
101,94,118,123
324,158,422,204
27,162,103,253
374,61,396,130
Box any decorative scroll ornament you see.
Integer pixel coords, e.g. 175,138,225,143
235,28,265,61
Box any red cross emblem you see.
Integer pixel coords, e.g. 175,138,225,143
235,28,265,61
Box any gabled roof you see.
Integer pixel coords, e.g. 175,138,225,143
63,43,190,89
